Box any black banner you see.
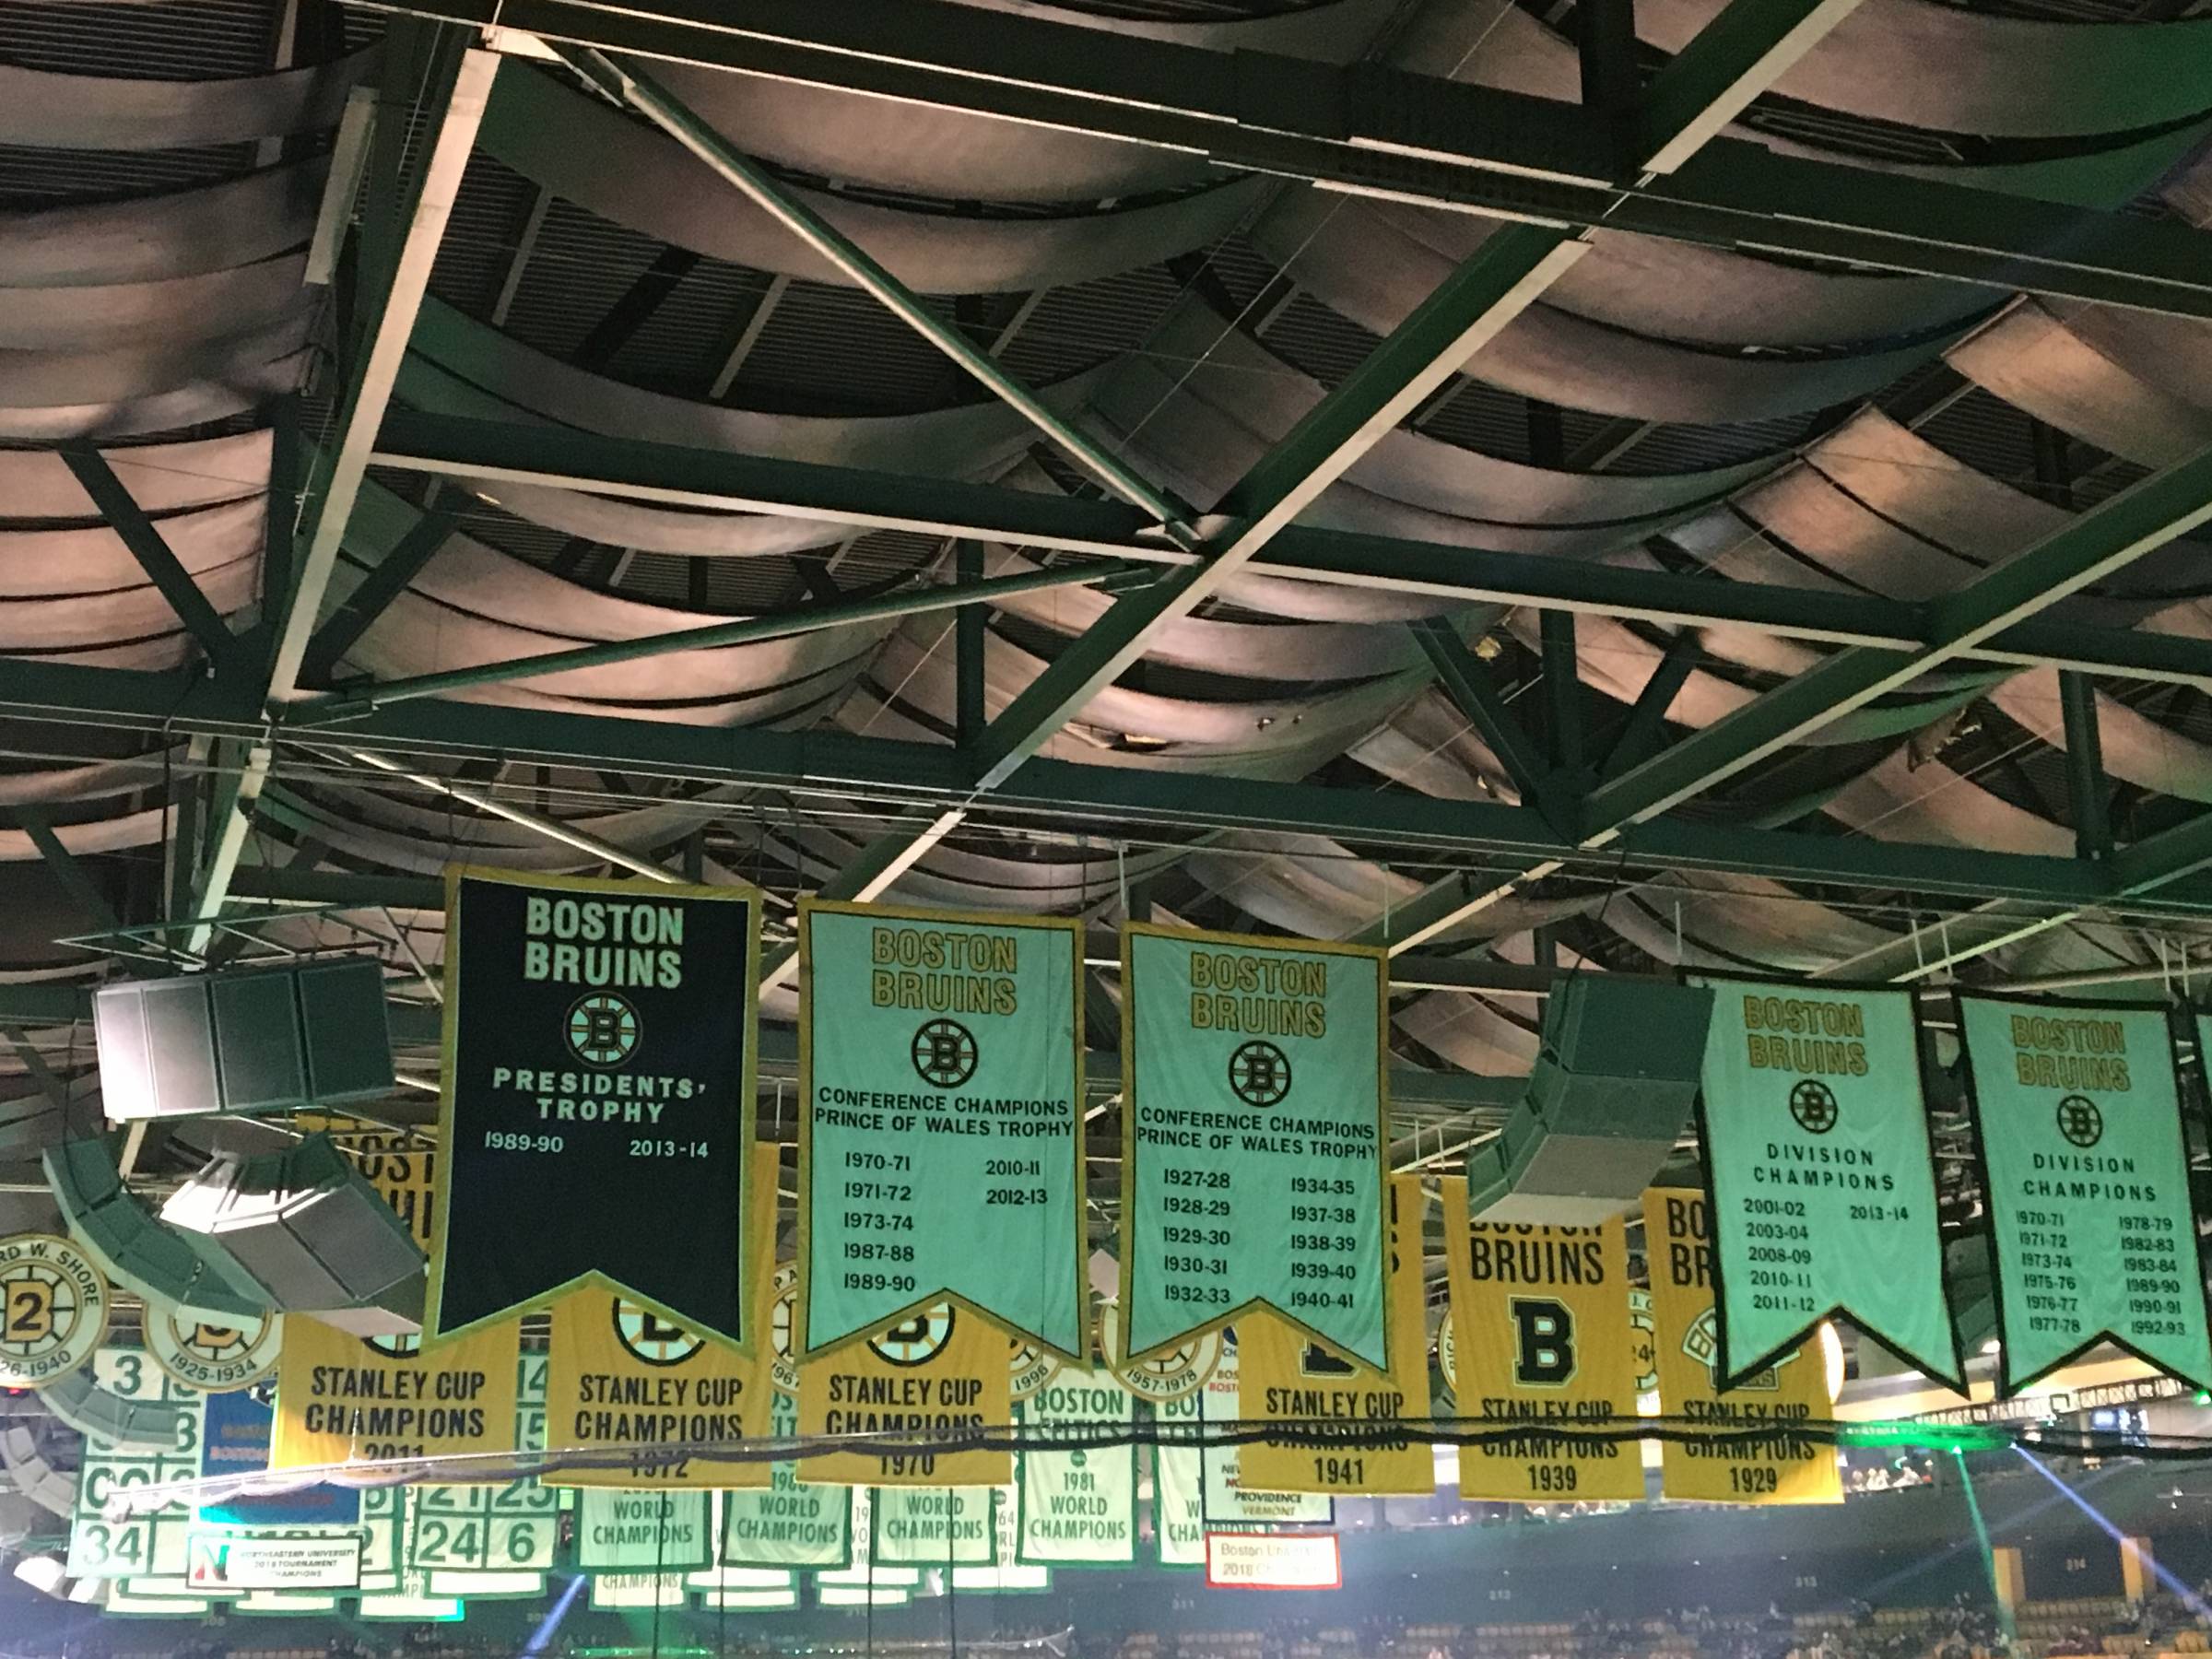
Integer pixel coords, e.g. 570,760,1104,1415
428,868,760,1347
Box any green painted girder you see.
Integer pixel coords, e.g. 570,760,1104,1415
368,415,2212,693
33,655,2212,930
60,444,244,679
1633,0,1865,174
971,225,1583,792
295,558,1155,723
1407,618,1559,821
1584,439,2212,832
369,0,2212,317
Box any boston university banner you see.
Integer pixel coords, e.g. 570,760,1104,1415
430,868,761,1349
1694,978,1958,1390
1963,999,2212,1394
798,900,1086,1359
1120,924,1389,1369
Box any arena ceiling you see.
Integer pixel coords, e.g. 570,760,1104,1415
6,0,2212,1238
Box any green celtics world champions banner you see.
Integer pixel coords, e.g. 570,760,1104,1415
1962,998,2212,1394
1121,924,1389,1369
1695,978,1958,1390
430,868,761,1348
798,900,1086,1359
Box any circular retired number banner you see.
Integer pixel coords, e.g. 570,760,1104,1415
145,1301,285,1393
0,1233,110,1386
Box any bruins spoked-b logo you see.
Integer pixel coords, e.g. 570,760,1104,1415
911,1018,977,1089
770,1265,800,1394
568,991,641,1066
615,1300,706,1368
1097,1299,1219,1402
1787,1077,1838,1135
869,1304,955,1367
0,1233,109,1386
364,1330,421,1359
1682,1307,1788,1393
147,1304,283,1392
2056,1094,2104,1149
1229,1040,1292,1107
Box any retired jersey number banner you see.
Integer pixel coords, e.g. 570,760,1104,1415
799,900,1084,1359
1241,1175,1432,1496
1960,1000,2212,1394
1694,979,1957,1389
798,1299,1012,1488
1645,1187,1839,1505
544,1144,780,1488
431,867,761,1348
1442,1186,1640,1503
269,1317,520,1474
1121,924,1389,1369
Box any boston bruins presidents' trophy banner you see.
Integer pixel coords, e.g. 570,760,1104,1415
1120,924,1390,1370
1961,999,2212,1394
1646,1186,1839,1504
429,868,761,1349
1694,978,1958,1390
798,900,1085,1359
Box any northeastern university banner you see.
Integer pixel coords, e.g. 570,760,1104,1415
429,868,761,1350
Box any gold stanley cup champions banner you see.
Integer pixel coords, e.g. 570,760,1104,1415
1241,1174,1432,1495
1120,924,1390,1369
1645,1187,1839,1504
431,868,762,1348
1442,1183,1641,1503
798,900,1086,1359
270,1318,520,1473
797,1297,1012,1488
543,1144,781,1488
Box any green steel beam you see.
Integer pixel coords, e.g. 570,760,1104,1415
1601,632,1701,778
1586,441,2212,831
1633,0,1865,174
6,657,2212,919
971,224,1587,793
2060,669,2112,863
267,29,496,707
551,42,1196,543
179,29,495,950
360,0,2212,317
1371,439,2212,953
59,444,244,679
300,491,460,685
1539,609,1584,776
297,559,1154,723
1407,618,1556,814
17,808,122,937
365,415,2212,691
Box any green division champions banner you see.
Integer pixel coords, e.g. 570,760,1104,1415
430,868,761,1347
1122,924,1389,1369
1963,999,2212,1393
799,900,1085,1359
1696,979,1958,1390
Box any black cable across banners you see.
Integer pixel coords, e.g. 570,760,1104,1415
427,867,762,1348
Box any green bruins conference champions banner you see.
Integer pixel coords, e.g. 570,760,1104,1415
1695,979,1958,1391
1121,924,1390,1369
798,900,1085,1359
1962,999,2212,1394
430,868,762,1348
